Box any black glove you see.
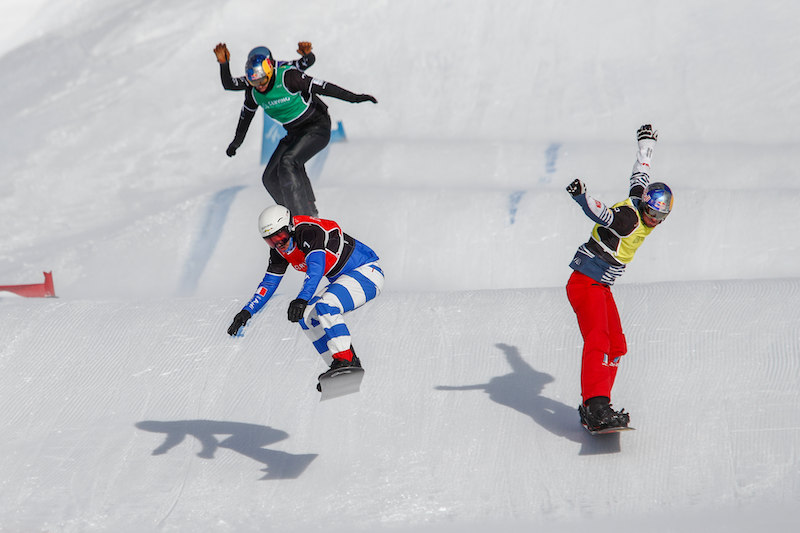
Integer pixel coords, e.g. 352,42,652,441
226,143,238,157
227,309,251,336
355,94,377,104
637,124,658,141
287,298,308,323
566,178,586,197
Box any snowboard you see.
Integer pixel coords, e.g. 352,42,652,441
582,424,636,436
578,405,635,435
317,366,364,401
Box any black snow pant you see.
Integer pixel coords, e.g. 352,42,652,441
262,112,331,217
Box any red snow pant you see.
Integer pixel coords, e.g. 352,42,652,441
566,270,628,404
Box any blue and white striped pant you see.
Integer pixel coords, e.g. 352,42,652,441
299,262,384,364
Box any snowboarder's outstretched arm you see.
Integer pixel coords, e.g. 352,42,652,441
284,69,377,104
630,124,658,207
566,178,640,233
227,251,289,335
292,41,316,71
225,91,259,157
565,124,658,228
314,80,377,103
566,179,614,227
219,62,250,91
215,43,249,91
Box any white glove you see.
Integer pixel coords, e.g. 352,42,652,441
636,124,657,164
637,124,658,142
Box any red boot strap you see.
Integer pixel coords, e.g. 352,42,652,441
332,349,353,362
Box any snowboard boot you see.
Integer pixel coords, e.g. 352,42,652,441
317,346,361,391
579,396,630,432
329,346,361,371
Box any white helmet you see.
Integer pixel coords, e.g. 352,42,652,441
257,205,292,238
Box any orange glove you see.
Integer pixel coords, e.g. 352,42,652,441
297,41,312,56
214,43,230,63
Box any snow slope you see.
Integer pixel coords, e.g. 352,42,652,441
2,280,799,532
1,1,799,531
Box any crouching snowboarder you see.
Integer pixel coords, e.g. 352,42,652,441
226,205,384,397
565,124,674,434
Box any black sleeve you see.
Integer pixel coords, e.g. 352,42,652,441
276,53,315,72
629,183,646,209
266,248,290,275
229,90,258,148
283,69,369,103
282,69,312,94
295,53,315,71
219,62,249,91
312,80,367,102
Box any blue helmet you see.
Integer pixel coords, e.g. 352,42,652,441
244,46,274,87
640,182,673,222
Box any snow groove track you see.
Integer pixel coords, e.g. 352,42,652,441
2,278,799,530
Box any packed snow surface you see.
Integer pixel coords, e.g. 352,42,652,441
1,1,798,531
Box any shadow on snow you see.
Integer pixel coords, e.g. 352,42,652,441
135,419,317,480
436,342,623,455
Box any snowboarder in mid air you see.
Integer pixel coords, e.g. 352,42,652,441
565,124,674,434
226,205,384,395
214,42,377,217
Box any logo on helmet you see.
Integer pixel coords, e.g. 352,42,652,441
245,55,274,87
643,191,668,213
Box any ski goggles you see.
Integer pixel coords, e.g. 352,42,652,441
642,204,670,222
245,57,274,87
263,228,292,249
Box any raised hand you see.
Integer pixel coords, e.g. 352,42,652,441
214,43,230,64
566,178,587,197
636,124,658,142
297,41,313,55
